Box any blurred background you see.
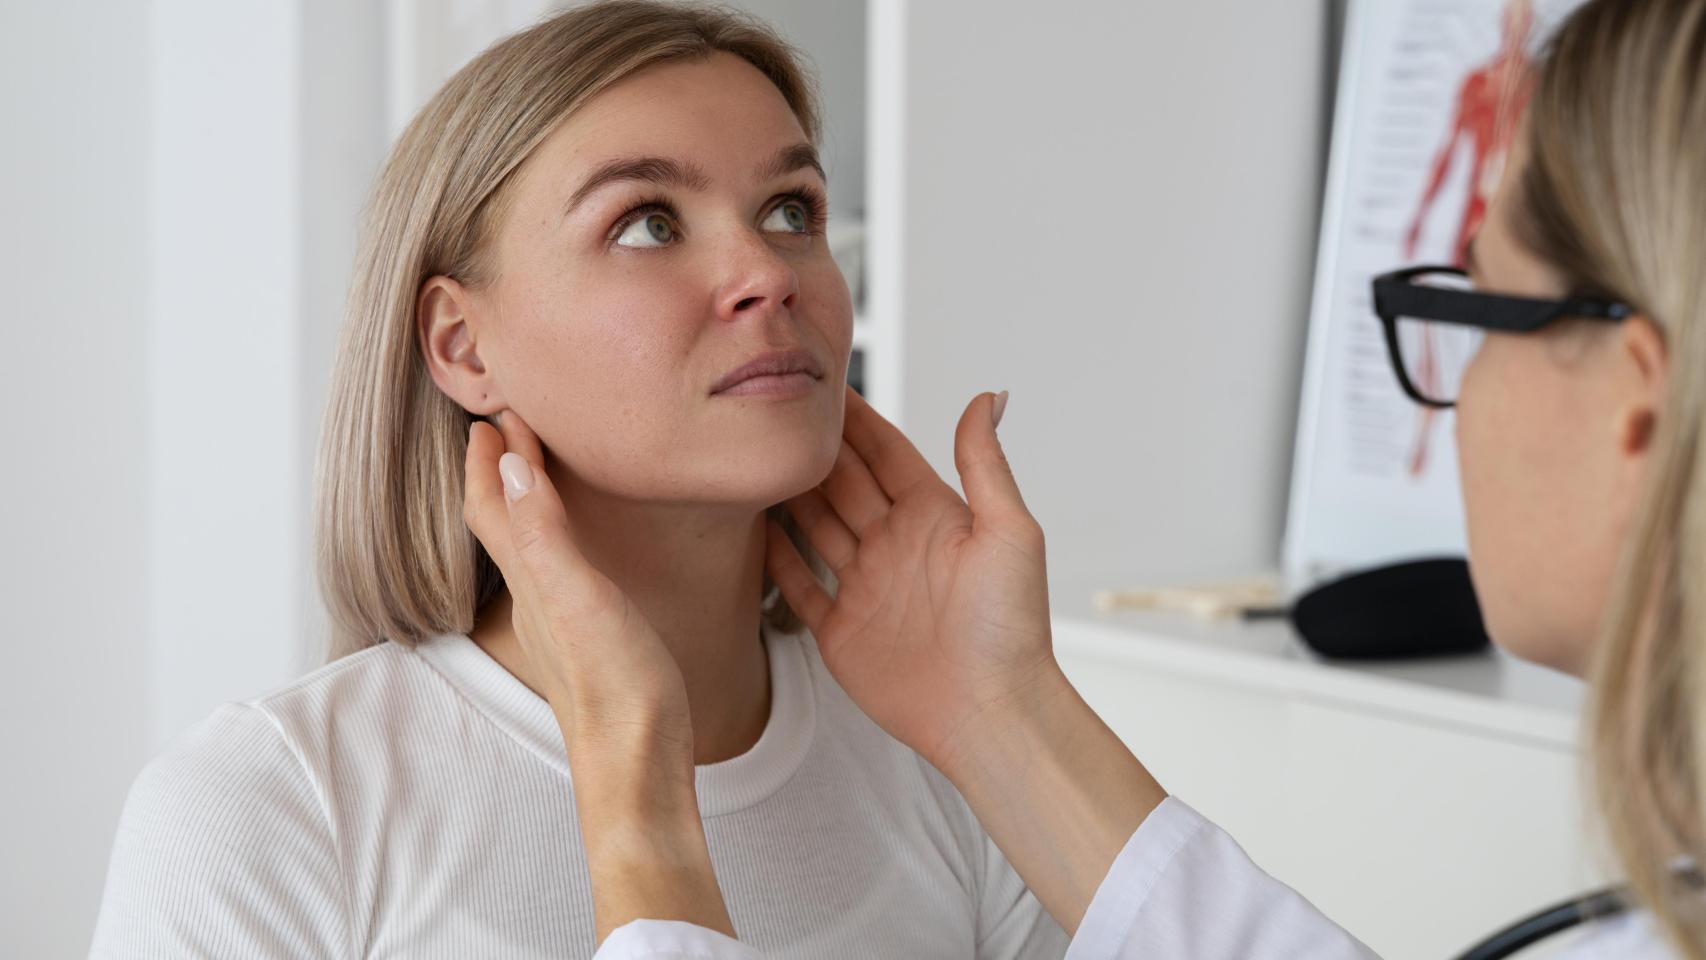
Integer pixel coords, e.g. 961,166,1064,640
3,0,1340,953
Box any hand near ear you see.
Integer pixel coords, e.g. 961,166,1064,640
463,411,735,946
464,413,692,749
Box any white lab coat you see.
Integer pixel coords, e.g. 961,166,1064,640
593,796,1674,959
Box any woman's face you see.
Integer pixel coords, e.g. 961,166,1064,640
1455,133,1662,675
430,52,851,510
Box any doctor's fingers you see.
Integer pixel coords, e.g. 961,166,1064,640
464,419,610,629
464,419,524,572
842,384,940,500
765,517,833,631
491,409,547,471
780,488,858,574
952,391,1037,538
820,440,892,538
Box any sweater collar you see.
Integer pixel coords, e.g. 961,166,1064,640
410,621,817,818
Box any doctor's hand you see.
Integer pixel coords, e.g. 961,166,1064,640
464,412,735,946
465,413,693,763
767,386,1168,936
765,385,1056,776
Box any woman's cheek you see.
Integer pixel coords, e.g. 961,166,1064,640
804,262,856,362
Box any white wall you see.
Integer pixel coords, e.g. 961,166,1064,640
1,2,388,954
301,0,391,664
889,1,1334,610
148,0,307,757
2,5,153,955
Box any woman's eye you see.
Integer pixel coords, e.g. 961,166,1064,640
615,213,676,248
761,200,811,234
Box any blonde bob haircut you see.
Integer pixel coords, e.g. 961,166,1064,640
314,0,825,662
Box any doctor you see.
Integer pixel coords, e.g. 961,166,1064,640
470,0,1706,955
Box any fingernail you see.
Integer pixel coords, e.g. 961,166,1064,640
499,452,533,502
992,390,1010,429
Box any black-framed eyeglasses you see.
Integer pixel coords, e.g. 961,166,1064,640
1370,265,1635,409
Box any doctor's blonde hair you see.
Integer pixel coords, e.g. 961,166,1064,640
313,0,825,662
1522,0,1706,954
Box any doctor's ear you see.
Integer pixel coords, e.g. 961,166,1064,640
1615,314,1668,457
418,274,508,418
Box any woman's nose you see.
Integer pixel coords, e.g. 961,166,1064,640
714,230,799,322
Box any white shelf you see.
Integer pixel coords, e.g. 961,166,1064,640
1053,609,1583,749
1052,608,1602,960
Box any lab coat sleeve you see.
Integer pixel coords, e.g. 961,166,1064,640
594,920,764,959
1064,796,1381,959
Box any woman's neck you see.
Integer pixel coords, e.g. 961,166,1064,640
468,478,773,766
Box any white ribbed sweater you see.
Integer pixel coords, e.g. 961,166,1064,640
88,624,1067,958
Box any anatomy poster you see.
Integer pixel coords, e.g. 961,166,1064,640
1282,0,1587,587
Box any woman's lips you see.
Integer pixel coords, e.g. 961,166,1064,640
713,371,818,398
710,347,824,396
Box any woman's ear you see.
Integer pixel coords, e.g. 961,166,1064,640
1616,314,1667,456
418,274,507,416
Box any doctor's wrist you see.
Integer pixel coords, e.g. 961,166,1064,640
932,663,1169,934
937,666,1086,807
569,747,735,945
931,658,1078,788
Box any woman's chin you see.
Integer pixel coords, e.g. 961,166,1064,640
755,455,840,507
723,416,842,496
669,448,837,511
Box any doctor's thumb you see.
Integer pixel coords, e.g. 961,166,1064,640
953,390,1034,529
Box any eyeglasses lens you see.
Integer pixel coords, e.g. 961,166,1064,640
1394,271,1485,406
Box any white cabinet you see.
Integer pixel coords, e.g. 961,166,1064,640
1054,612,1608,960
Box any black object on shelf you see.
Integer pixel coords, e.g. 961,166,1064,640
1288,557,1490,659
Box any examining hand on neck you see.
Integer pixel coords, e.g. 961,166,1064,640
467,477,774,767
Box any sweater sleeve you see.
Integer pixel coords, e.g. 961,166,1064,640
973,829,1072,958
1064,796,1378,960
88,703,349,959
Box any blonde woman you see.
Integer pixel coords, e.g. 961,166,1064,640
88,3,1070,958
468,0,1706,958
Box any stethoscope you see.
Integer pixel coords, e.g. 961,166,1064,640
1453,866,1702,959
1452,882,1630,959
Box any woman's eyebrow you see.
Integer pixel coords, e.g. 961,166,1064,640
561,144,826,221
563,156,712,218
756,143,825,184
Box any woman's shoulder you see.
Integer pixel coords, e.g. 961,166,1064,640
123,642,414,814
120,700,321,838
93,701,352,955
90,640,441,954
250,636,427,720
123,639,434,828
